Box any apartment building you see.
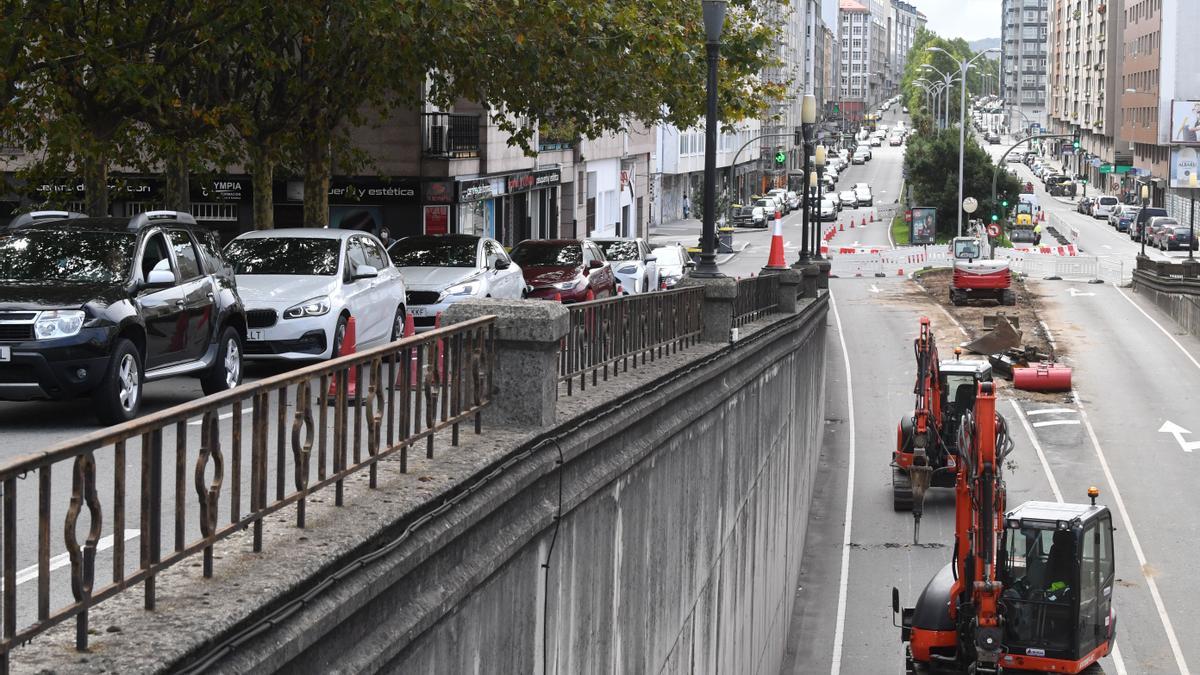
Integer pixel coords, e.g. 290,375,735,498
651,124,762,227
1001,0,1050,134
757,0,810,193
1119,0,1166,204
890,1,922,97
1047,0,1124,192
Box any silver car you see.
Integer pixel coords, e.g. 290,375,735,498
388,234,525,331
591,238,660,294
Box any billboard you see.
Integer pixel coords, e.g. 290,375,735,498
1170,100,1200,144
910,207,937,245
1169,147,1200,188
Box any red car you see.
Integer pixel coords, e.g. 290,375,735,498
510,239,617,302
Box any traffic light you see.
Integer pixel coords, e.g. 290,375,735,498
1001,199,1009,208
775,150,787,166
1072,133,1081,150
991,214,999,222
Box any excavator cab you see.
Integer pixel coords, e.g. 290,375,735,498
996,501,1117,672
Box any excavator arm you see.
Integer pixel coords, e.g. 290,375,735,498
907,317,941,543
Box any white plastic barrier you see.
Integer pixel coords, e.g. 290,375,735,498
829,253,883,277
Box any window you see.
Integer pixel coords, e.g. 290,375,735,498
167,230,203,280
483,240,503,268
345,237,368,277
190,203,238,222
140,233,174,283
359,236,389,270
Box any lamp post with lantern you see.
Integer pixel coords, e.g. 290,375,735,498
813,144,827,262
693,0,727,278
794,93,817,268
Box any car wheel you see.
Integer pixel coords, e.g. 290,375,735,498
94,338,143,424
201,326,243,396
390,305,407,341
330,314,349,359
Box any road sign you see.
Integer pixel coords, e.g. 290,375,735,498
963,197,979,214
986,223,1000,237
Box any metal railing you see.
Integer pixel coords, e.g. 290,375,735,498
0,318,495,669
558,287,704,396
422,112,481,159
733,275,781,328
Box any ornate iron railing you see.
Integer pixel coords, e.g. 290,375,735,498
733,275,781,327
558,287,704,395
0,317,495,670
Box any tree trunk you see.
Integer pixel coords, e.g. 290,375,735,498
249,145,275,230
302,135,331,228
162,149,190,211
81,151,109,217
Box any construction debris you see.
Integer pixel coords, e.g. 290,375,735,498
964,314,1022,355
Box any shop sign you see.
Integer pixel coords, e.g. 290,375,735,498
275,178,420,204
504,168,562,194
507,172,538,193
424,205,450,235
31,177,161,200
533,168,560,187
191,178,251,203
458,177,496,202
423,181,454,204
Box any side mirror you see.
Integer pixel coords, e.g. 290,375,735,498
644,255,657,264
892,587,900,615
493,258,511,271
588,259,604,270
685,260,696,269
352,264,378,280
145,268,175,288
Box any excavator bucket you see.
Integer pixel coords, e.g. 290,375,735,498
964,315,1022,355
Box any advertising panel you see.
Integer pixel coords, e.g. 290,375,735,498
910,207,936,245
1170,101,1200,144
1169,147,1200,188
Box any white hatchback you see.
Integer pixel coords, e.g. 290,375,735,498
225,229,408,361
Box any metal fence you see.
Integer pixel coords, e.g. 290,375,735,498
558,287,704,395
733,274,781,327
0,318,495,669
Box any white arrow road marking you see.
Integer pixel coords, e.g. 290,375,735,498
1031,419,1082,428
7,530,140,587
868,284,881,293
1068,288,1095,297
1158,420,1200,452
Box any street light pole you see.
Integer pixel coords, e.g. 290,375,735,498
794,94,817,268
813,144,827,261
694,0,727,278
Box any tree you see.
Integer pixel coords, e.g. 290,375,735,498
902,129,1022,241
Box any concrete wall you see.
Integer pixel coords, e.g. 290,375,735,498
1133,269,1200,338
217,298,828,674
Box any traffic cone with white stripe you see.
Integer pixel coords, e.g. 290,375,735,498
764,209,788,269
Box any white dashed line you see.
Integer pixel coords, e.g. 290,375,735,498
1030,419,1081,428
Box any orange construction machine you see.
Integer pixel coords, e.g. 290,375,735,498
894,318,992,542
893,382,1117,674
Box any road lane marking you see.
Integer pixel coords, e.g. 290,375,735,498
7,530,140,587
188,409,252,426
1024,408,1076,416
868,285,881,294
1030,419,1081,428
1068,288,1095,297
1114,286,1200,373
1157,421,1200,453
1074,393,1190,674
1009,401,1127,674
829,290,856,675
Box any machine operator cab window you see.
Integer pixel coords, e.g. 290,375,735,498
998,505,1115,662
953,239,981,260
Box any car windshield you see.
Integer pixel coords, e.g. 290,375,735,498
0,230,135,283
1099,197,1117,205
596,241,640,261
225,237,341,275
1175,228,1192,235
390,237,478,267
511,242,582,267
652,247,684,265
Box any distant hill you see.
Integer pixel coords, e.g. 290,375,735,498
970,38,1002,57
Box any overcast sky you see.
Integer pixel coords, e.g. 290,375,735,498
913,0,1002,42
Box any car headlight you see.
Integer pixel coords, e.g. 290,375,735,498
445,281,480,297
283,296,331,319
35,310,85,339
616,264,639,275
552,278,584,290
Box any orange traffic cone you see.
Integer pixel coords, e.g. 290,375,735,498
402,316,415,338
861,216,867,227
329,316,358,399
839,222,844,231
870,211,876,222
897,267,905,276
765,208,788,269
554,292,562,302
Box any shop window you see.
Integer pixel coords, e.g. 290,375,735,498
191,202,238,222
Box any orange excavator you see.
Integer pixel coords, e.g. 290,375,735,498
893,382,1117,674
894,317,992,542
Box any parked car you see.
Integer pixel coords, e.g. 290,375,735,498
985,131,1001,144
1145,217,1180,249
851,152,866,165
1115,206,1141,234
860,147,873,161
388,234,525,331
1158,225,1198,251
889,135,903,146
753,198,779,223
762,192,786,216
0,211,246,423
838,190,859,208
767,188,791,214
1092,195,1119,220
1006,153,1024,163
786,190,801,211
1076,197,1094,215
225,229,407,363
650,243,694,290
820,198,839,221
1132,207,1169,242
511,239,617,302
591,238,660,295
731,202,767,228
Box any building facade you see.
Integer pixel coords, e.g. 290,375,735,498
1001,0,1050,135
1119,0,1167,204
651,123,762,226
838,0,873,124
890,1,921,98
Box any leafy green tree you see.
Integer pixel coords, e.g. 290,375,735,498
902,129,1022,240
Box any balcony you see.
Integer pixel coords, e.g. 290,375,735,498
422,113,481,159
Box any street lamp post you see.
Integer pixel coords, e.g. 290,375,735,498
813,144,827,261
928,46,1000,237
794,94,817,268
694,0,727,278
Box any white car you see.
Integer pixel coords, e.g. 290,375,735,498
592,238,660,294
1092,195,1119,220
854,186,873,206
869,136,883,147
224,229,408,361
820,198,839,221
838,190,858,208
389,234,526,331
767,189,791,213
786,190,801,211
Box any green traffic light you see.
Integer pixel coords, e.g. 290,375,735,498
991,214,999,222
1001,200,1008,207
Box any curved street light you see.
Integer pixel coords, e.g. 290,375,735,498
928,46,1000,237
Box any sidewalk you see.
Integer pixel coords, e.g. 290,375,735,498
649,216,750,265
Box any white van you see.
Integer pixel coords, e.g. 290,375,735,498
1092,195,1119,220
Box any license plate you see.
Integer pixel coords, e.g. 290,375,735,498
0,346,9,362
409,307,427,317
246,330,266,342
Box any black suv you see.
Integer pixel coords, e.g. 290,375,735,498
0,211,247,423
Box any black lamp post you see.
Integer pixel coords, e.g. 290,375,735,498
812,143,827,261
1139,183,1149,257
794,93,817,268
693,0,727,278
